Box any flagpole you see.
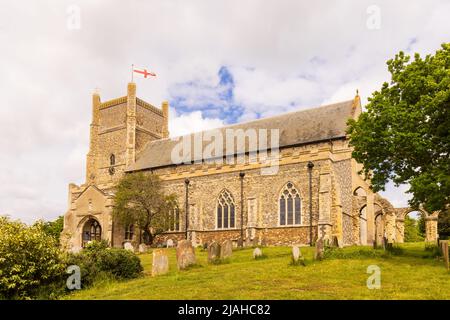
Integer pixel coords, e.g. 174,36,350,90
131,64,134,82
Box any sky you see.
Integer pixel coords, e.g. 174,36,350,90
0,0,449,223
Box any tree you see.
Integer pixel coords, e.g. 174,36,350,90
0,217,65,299
39,215,64,244
438,210,450,240
112,172,178,245
348,43,450,212
403,215,424,242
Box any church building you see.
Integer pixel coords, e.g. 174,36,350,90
61,83,440,252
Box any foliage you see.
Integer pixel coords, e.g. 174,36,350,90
347,43,450,212
438,210,450,239
113,172,178,245
39,215,64,244
64,240,143,288
0,217,65,299
404,215,424,242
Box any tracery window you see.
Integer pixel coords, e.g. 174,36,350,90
217,189,235,229
279,182,301,226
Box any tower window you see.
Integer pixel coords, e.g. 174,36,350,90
110,154,116,166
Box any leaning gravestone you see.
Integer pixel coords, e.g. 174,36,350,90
207,241,221,263
124,241,134,252
138,243,148,254
220,240,233,259
166,239,174,248
314,239,324,261
176,240,196,270
152,249,169,276
253,247,263,259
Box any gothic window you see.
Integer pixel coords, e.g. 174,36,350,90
82,219,101,247
167,208,180,231
110,154,116,166
125,224,134,240
109,154,116,175
90,220,102,241
279,182,301,226
217,189,235,229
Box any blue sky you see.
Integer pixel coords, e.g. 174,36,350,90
0,0,449,223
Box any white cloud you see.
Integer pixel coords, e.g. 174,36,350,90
168,108,224,137
0,0,448,222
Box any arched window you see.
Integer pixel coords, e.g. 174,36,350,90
110,154,116,166
279,182,301,226
167,208,180,231
82,219,101,247
217,189,235,229
125,224,134,240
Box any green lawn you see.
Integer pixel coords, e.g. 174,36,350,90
65,242,449,300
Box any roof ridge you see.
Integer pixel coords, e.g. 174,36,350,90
149,98,354,143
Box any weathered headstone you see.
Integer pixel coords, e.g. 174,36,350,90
314,239,324,260
220,240,233,259
176,240,196,270
166,239,174,248
441,240,449,270
138,243,148,254
124,241,134,252
151,249,169,276
253,247,263,259
331,236,340,248
207,241,221,263
292,245,305,266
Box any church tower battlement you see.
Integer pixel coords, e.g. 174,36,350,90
86,82,169,186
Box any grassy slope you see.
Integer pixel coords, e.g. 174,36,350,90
66,242,449,300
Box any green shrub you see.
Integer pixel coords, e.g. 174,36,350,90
64,240,143,288
0,217,65,300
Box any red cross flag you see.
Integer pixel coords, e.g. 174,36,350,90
132,65,156,80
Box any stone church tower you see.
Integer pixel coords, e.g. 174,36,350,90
62,83,168,251
86,82,168,185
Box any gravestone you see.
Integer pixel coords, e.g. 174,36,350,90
166,239,174,248
207,241,221,263
314,239,324,260
441,240,449,270
151,249,169,276
331,236,340,248
253,247,263,259
124,241,134,252
220,240,233,259
138,243,148,254
176,240,196,270
292,245,305,265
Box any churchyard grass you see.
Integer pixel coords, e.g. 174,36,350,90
65,242,449,300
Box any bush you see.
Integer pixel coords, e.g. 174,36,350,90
64,240,143,288
0,217,65,300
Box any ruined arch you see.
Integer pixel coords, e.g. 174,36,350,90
395,207,439,243
353,186,368,197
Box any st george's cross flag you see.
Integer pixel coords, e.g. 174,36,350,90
132,65,156,79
